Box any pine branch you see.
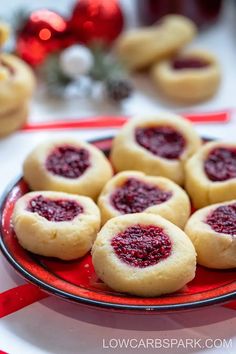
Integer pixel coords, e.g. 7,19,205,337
39,53,72,95
89,42,127,82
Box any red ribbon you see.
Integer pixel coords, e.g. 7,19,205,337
0,283,48,318
21,111,230,132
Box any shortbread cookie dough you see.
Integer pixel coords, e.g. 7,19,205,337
92,213,196,297
110,113,201,185
185,141,236,209
13,191,101,260
23,139,113,200
98,171,190,228
0,53,35,114
116,15,196,70
185,200,236,269
152,49,220,102
0,102,28,137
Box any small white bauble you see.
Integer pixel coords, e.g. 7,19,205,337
59,45,94,79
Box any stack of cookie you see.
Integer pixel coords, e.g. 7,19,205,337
116,15,221,103
0,22,35,138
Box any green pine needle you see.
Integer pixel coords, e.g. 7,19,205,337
39,53,72,95
89,41,128,82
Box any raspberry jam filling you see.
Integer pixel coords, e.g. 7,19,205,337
111,178,172,214
172,57,210,70
111,224,172,268
206,203,236,235
46,145,90,179
204,147,236,182
135,126,186,159
27,195,83,222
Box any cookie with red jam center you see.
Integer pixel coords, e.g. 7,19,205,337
98,171,190,228
23,138,113,200
92,213,196,297
13,191,101,260
152,49,220,102
110,114,201,186
185,141,236,209
185,200,236,269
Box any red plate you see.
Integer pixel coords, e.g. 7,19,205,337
0,136,236,312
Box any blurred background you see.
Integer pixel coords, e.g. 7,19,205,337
0,0,235,128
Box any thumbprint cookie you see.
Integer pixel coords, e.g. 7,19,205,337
98,171,190,228
185,141,236,209
23,138,113,200
92,213,196,297
152,49,220,102
12,191,101,260
185,200,236,269
110,113,201,185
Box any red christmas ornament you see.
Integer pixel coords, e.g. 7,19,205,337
69,0,124,45
16,9,73,66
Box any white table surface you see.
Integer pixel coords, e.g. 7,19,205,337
1,0,236,353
